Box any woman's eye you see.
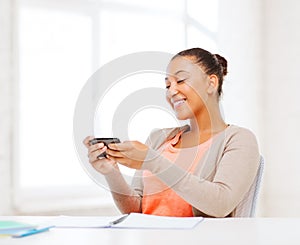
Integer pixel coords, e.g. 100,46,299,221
177,79,185,84
165,79,186,89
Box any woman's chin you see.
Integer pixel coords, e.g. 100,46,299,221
175,111,191,121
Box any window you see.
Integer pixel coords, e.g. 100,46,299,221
16,0,219,214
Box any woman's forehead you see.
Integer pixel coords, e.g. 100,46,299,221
166,56,205,76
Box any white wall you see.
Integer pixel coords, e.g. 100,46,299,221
219,0,300,216
263,0,300,216
0,0,15,215
218,0,264,136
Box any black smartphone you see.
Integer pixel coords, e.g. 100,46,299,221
89,137,121,158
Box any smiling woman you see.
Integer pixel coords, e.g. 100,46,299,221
84,47,261,218
165,49,227,124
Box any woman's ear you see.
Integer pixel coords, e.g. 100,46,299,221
207,74,219,94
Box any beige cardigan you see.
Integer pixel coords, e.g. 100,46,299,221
131,125,260,218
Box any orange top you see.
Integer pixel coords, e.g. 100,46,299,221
142,131,212,217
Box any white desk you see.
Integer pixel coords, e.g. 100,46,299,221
1,216,299,245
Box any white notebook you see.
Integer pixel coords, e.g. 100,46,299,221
53,213,203,229
112,213,203,229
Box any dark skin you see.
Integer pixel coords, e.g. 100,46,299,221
83,55,227,214
85,56,226,171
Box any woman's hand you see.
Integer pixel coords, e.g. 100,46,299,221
106,141,149,169
83,136,119,175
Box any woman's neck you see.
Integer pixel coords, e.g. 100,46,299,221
189,105,227,135
176,116,227,148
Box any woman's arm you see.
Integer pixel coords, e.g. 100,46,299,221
104,169,142,214
83,136,142,214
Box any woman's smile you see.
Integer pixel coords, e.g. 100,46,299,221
171,97,187,110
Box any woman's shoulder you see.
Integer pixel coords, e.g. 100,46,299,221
225,125,258,140
221,125,259,151
209,125,260,166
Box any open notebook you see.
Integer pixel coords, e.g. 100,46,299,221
53,213,204,229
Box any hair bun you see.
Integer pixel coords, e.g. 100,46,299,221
215,54,228,76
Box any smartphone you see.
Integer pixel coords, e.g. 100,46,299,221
89,137,121,158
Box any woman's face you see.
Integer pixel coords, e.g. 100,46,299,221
165,56,210,120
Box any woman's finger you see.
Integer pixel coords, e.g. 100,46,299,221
89,146,107,162
108,142,131,151
88,142,105,155
107,154,127,164
83,136,94,148
106,148,126,158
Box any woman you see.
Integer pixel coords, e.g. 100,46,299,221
83,47,260,218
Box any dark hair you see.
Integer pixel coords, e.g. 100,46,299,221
172,48,228,96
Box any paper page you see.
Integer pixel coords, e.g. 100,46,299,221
113,213,204,229
52,215,125,228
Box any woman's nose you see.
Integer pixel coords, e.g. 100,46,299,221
167,83,179,97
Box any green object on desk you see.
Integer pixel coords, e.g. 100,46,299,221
0,221,36,235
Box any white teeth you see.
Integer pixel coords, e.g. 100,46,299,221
173,99,185,108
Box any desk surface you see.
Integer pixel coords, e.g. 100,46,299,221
0,216,299,245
